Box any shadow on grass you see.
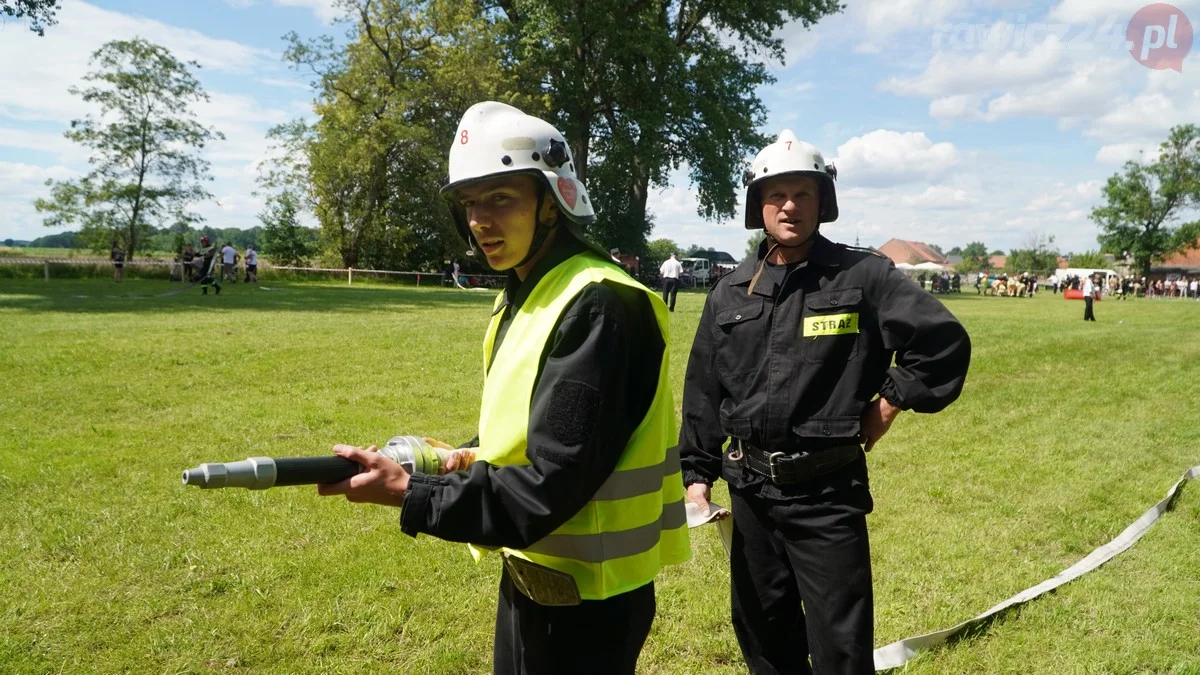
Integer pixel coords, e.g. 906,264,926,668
0,279,501,315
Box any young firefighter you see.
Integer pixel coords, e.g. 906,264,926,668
678,131,971,674
317,101,689,674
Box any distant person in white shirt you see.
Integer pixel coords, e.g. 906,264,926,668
659,252,683,312
452,259,466,289
1082,274,1096,322
245,246,258,283
221,243,237,283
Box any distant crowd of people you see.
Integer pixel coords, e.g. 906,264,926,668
915,270,962,294
1051,274,1199,300
171,240,258,287
108,239,259,288
972,271,1038,297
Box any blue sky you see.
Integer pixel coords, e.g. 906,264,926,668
1,0,1197,258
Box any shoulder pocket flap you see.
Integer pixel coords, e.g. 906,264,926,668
793,416,861,438
805,286,863,311
716,299,764,327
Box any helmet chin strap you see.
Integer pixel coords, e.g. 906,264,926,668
513,182,555,270
748,222,820,296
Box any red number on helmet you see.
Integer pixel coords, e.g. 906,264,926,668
785,141,792,150
460,130,469,145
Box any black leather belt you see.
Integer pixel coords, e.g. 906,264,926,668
733,441,863,485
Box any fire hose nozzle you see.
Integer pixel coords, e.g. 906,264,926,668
182,436,454,489
182,457,278,489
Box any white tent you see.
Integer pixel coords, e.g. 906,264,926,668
914,261,947,271
895,262,916,270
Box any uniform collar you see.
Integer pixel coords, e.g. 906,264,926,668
726,233,842,297
497,230,589,315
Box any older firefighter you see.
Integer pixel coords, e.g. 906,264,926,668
195,236,221,295
678,131,971,674
317,101,689,674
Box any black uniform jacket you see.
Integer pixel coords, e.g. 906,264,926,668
401,234,663,549
679,235,971,489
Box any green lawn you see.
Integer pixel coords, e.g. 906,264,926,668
1,279,1198,674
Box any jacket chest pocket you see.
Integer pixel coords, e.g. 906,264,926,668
713,298,765,378
801,287,863,363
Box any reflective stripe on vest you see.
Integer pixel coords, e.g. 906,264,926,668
526,497,688,562
471,251,690,600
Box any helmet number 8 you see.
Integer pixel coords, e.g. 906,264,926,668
460,130,469,145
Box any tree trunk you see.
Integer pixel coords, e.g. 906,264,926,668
126,124,150,260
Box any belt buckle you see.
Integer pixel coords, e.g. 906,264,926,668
767,451,787,482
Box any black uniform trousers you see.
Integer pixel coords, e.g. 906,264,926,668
729,461,874,675
493,568,655,675
662,278,679,311
1083,295,1096,321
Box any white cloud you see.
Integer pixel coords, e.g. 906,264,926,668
929,94,985,120
1048,0,1200,23
0,162,78,240
1085,82,1200,145
777,28,821,63
1023,179,1103,215
274,0,342,23
226,0,342,23
0,127,81,160
832,129,960,187
858,0,972,40
977,56,1133,121
901,185,976,208
0,2,314,241
881,32,1072,98
257,77,313,91
0,2,277,126
0,161,73,184
1094,143,1162,165
880,16,1198,160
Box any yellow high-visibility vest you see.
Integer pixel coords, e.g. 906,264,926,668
470,252,689,600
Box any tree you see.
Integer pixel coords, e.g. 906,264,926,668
275,0,517,270
1,0,60,35
494,0,842,254
1006,232,1057,274
34,39,221,259
927,242,944,256
646,237,680,259
746,230,766,258
641,237,680,275
259,192,313,266
989,249,1004,257
947,245,963,256
954,241,989,272
1093,124,1200,278
1069,250,1107,268
962,242,987,259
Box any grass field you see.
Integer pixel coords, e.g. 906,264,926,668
1,278,1198,674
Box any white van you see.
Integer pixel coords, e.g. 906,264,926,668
1053,268,1120,284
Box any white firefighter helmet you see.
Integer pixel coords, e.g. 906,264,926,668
441,102,596,252
743,130,838,229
